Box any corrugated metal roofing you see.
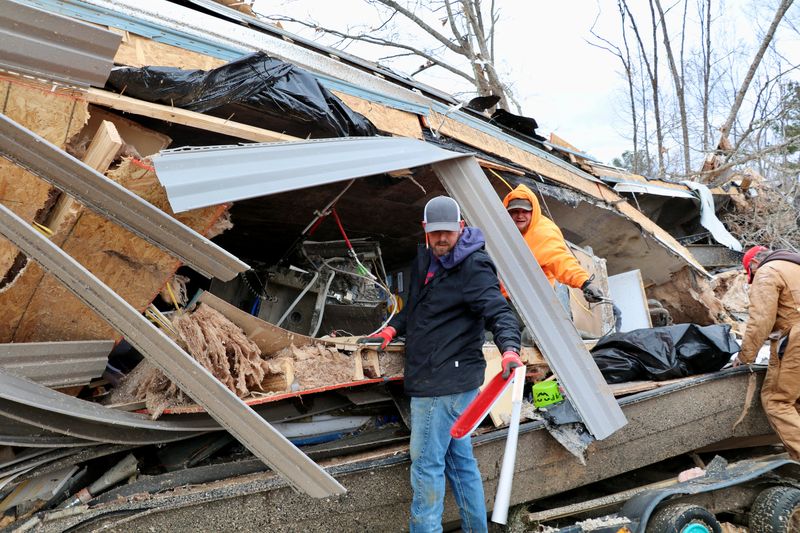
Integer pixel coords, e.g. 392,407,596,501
0,0,120,87
152,137,466,213
0,340,113,388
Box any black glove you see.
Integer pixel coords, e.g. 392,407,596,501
581,280,604,303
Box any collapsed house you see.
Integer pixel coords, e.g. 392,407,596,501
0,0,776,530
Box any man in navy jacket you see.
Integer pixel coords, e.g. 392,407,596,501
366,196,521,532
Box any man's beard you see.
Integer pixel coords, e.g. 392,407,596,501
433,242,454,257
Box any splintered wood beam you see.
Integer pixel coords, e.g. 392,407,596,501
83,120,123,171
44,120,124,237
83,88,298,143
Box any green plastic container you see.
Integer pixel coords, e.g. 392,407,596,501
532,380,564,408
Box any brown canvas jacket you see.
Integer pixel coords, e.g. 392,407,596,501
740,259,800,363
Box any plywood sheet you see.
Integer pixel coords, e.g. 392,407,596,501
12,158,227,342
333,91,423,139
112,30,225,70
0,78,89,341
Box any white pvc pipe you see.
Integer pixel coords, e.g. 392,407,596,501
491,365,526,525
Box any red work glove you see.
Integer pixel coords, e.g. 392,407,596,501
501,350,523,379
359,326,396,349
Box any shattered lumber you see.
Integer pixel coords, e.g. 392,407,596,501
0,118,116,342
10,158,227,342
0,113,248,281
0,199,345,498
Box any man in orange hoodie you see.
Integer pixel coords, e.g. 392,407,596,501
502,184,604,303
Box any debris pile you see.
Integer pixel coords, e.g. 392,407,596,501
0,0,782,529
721,171,800,250
712,270,750,328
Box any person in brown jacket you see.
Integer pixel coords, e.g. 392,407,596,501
735,246,800,459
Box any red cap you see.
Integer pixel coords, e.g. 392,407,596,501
743,245,767,283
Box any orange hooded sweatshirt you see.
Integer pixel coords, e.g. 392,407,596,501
502,184,590,291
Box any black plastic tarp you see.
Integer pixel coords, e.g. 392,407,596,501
591,324,739,383
107,52,378,138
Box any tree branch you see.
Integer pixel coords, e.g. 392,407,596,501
265,14,476,84
370,0,466,54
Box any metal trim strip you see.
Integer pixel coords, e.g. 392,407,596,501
153,137,465,212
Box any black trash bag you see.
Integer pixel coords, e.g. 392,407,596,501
591,324,739,384
106,51,378,138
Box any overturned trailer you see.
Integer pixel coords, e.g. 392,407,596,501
0,0,775,530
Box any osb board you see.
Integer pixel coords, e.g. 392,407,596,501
112,29,225,70
429,109,600,198
333,91,423,139
568,244,613,338
12,159,227,342
0,80,88,274
0,79,89,341
549,132,584,154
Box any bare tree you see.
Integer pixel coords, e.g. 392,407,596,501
700,0,712,152
654,0,691,175
716,0,795,145
619,0,666,177
261,0,517,109
589,1,641,172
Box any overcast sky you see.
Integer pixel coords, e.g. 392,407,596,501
256,1,800,165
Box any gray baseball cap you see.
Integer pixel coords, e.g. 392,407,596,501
423,196,462,233
506,199,533,211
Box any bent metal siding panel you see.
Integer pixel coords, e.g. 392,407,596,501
0,202,345,498
431,157,627,440
0,340,113,388
152,137,465,212
0,0,120,87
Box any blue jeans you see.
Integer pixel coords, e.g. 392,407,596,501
409,389,487,533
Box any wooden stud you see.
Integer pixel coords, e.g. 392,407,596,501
262,356,295,393
83,88,298,143
360,348,381,379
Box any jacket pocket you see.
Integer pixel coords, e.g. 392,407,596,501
790,289,800,314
